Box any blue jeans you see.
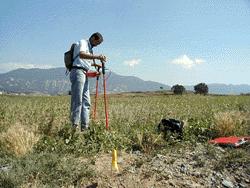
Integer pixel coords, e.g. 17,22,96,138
70,69,90,129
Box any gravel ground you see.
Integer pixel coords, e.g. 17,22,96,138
85,143,250,188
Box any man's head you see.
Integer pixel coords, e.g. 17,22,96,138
89,32,103,47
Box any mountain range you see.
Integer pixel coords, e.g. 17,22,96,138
0,68,168,94
0,68,249,95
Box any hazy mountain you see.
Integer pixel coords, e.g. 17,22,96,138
208,84,250,94
0,68,249,95
0,68,169,94
185,84,250,95
0,68,70,94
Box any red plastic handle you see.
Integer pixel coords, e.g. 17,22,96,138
86,71,100,78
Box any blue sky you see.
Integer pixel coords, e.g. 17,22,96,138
0,0,249,85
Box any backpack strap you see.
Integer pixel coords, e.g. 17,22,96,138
72,43,79,62
73,54,80,62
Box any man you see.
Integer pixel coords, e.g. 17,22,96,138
70,32,106,131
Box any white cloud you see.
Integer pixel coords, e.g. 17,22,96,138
124,59,141,67
194,58,205,64
0,62,55,73
170,55,205,69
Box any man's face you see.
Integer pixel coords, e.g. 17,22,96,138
90,37,102,47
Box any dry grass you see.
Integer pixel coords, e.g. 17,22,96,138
213,111,247,137
0,123,40,157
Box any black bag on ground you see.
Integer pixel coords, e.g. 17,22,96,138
158,118,184,139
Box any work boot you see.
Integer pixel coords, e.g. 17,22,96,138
81,125,89,132
71,124,78,134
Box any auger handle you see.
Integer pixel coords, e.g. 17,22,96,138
101,61,105,75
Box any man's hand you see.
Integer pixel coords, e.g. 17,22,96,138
97,54,107,62
93,63,102,69
95,64,102,68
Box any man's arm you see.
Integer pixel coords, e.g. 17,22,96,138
79,52,106,62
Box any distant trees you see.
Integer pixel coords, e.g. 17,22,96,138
170,83,209,95
171,84,186,95
194,83,208,95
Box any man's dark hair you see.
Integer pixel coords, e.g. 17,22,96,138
90,32,103,42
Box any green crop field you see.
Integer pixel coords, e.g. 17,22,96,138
0,93,249,187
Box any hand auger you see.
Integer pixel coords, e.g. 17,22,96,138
91,61,109,130
93,67,100,121
101,61,109,130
